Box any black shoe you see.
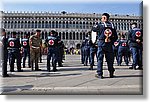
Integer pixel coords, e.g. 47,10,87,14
95,74,103,79
110,72,114,78
3,74,9,77
129,66,133,69
88,68,93,70
18,70,23,72
89,65,93,70
35,69,42,71
53,69,58,72
110,74,114,78
137,67,143,70
10,70,14,72
58,64,63,67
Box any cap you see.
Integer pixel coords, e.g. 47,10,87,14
36,29,41,32
102,13,110,19
51,30,56,34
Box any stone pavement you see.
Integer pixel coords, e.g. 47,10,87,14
0,55,143,95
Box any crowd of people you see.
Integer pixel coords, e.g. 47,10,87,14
80,13,143,79
0,13,143,79
0,29,65,77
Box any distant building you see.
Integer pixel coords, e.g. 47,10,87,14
0,11,142,48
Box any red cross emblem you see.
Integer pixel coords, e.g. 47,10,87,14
9,41,14,47
104,29,112,37
23,41,27,46
122,43,127,46
136,31,141,37
49,40,54,45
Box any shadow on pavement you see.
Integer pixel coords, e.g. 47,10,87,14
1,85,33,94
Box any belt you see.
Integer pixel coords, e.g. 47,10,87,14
31,46,40,49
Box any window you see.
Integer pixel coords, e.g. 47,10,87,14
66,32,68,40
62,32,65,40
69,32,72,40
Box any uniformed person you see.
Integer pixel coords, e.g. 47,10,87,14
7,31,23,72
0,28,9,77
83,34,91,66
113,40,119,65
81,41,85,64
118,34,129,66
57,36,64,67
45,30,59,72
29,30,42,71
88,31,97,70
92,13,118,78
89,40,97,70
128,22,143,70
39,39,43,63
21,34,31,68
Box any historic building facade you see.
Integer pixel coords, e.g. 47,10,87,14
0,11,142,48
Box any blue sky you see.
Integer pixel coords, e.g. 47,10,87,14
1,0,142,16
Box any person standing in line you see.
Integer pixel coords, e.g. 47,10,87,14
21,33,31,68
92,13,118,79
7,31,23,72
29,30,42,71
0,28,9,77
128,22,143,70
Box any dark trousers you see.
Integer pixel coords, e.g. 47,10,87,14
2,50,8,76
47,47,57,71
84,47,90,65
57,47,63,66
97,43,115,76
81,48,85,64
23,48,30,67
118,47,129,65
130,47,142,68
9,49,21,71
90,47,96,66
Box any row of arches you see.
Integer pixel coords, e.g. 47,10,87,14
2,20,142,31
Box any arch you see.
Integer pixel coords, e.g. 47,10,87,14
69,21,72,28
38,21,41,28
83,22,85,29
76,22,79,28
66,32,69,40
28,21,31,28
59,32,62,39
79,22,82,29
62,32,65,40
73,32,75,40
62,21,65,28
86,22,89,29
76,32,79,40
66,21,69,28
56,21,58,28
69,32,72,40
31,21,34,28
80,32,82,40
